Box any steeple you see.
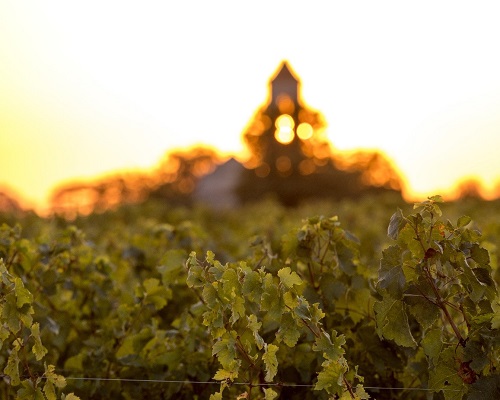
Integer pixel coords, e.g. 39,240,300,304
270,61,300,105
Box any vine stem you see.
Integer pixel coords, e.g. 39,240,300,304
342,375,356,399
423,261,466,347
235,336,258,371
307,262,318,290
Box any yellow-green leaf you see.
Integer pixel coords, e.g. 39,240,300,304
4,348,20,386
14,277,33,308
262,343,279,382
32,323,48,361
278,267,302,289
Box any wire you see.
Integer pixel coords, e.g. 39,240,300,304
63,377,313,387
59,377,460,391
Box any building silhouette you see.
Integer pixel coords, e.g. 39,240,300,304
197,61,402,207
49,61,402,215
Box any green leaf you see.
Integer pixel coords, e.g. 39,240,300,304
212,332,239,371
406,286,440,330
458,256,486,303
4,347,20,386
397,224,424,258
262,343,279,382
428,348,468,400
457,215,472,228
355,384,371,399
202,283,219,307
492,300,500,330
429,195,444,203
374,296,417,348
17,380,45,400
247,314,265,350
31,322,48,361
378,245,406,297
277,267,302,289
242,270,262,303
186,262,205,288
2,293,22,333
221,268,240,300
263,387,279,400
261,275,284,320
230,295,246,325
157,249,187,282
43,380,56,400
44,364,66,388
143,278,170,310
315,359,346,395
14,277,33,308
213,368,238,381
209,392,223,400
312,331,346,361
62,394,81,400
276,312,301,347
64,352,85,372
421,328,443,364
387,208,405,240
469,375,500,400
470,244,490,266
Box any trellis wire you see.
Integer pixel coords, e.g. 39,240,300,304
50,376,460,392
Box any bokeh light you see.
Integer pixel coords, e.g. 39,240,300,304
274,114,295,144
297,123,313,140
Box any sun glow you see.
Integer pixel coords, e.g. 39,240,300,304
2,2,500,211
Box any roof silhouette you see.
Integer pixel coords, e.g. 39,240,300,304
270,60,300,104
270,61,300,84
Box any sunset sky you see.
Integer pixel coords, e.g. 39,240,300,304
1,1,500,212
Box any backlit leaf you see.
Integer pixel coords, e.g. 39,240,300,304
313,330,346,361
31,323,48,361
262,343,279,382
276,312,301,347
374,296,417,348
378,245,406,297
387,208,405,240
14,277,33,308
278,267,302,289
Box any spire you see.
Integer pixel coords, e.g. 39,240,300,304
270,61,300,104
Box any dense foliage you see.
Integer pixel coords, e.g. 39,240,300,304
1,194,499,399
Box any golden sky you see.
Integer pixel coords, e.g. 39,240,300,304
1,1,500,211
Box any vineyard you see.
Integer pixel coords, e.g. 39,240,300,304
1,194,499,399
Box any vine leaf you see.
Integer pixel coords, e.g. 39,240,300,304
262,343,279,382
4,347,20,386
43,364,67,400
32,322,48,361
469,375,500,400
378,246,406,297
278,267,302,289
14,277,33,308
428,348,468,400
387,208,405,240
247,314,264,350
263,387,279,400
374,297,417,348
314,359,345,394
17,381,44,400
312,331,345,361
212,333,239,371
213,369,238,381
276,312,301,347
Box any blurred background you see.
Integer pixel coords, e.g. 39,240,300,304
1,1,500,216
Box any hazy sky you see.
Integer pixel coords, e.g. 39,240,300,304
1,1,500,211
